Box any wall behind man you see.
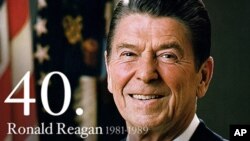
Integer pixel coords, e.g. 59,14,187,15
197,0,250,138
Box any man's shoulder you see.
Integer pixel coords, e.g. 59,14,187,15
190,119,228,141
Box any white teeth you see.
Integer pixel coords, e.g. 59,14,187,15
132,95,160,100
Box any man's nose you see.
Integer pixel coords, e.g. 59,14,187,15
136,57,158,83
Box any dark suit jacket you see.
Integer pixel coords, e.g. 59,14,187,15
121,120,228,141
190,120,228,141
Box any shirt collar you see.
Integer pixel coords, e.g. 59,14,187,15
173,114,200,141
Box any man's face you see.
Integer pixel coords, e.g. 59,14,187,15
106,14,207,130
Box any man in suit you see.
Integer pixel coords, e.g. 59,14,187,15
105,0,228,140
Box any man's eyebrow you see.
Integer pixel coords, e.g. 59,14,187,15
116,43,137,50
158,42,184,55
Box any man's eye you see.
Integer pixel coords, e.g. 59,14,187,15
158,53,178,63
119,51,138,61
121,52,135,57
162,54,177,59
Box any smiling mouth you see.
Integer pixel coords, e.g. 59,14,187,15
129,94,164,100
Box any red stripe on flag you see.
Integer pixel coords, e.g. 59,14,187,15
7,0,29,39
0,64,12,141
0,65,12,100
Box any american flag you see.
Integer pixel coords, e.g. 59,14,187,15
33,0,105,140
0,0,38,141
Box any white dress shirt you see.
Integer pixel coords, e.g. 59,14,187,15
174,114,200,141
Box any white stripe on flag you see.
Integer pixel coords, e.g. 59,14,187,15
0,0,9,76
11,18,33,87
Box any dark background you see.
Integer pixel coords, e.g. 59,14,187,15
197,0,250,139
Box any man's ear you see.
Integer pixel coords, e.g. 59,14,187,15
196,56,214,98
104,51,113,94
